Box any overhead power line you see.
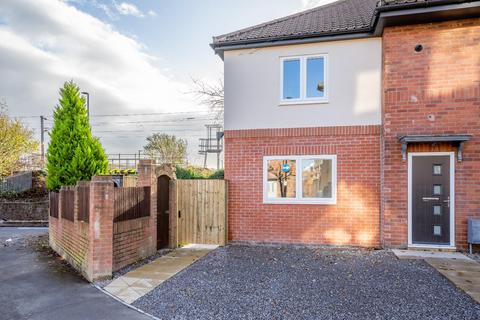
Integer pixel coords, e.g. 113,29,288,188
89,117,215,126
93,128,205,133
89,111,211,117
8,115,41,119
97,135,204,139
9,110,212,119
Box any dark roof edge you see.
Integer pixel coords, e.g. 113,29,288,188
376,0,472,12
212,0,351,44
212,1,480,57
374,1,480,35
211,31,375,60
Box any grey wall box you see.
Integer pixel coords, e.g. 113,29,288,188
468,218,480,254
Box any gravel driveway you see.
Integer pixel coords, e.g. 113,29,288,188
133,245,480,320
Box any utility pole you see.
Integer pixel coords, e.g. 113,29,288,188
40,116,46,167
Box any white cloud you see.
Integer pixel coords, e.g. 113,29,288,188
300,0,336,10
93,0,118,20
0,0,208,156
147,10,157,17
114,2,144,18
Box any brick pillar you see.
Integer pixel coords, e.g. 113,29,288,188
86,177,114,281
137,159,157,254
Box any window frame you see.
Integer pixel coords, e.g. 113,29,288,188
263,155,337,205
279,54,329,105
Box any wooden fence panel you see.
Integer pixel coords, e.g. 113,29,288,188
61,188,75,221
176,180,227,246
49,192,59,218
77,185,90,222
114,186,150,222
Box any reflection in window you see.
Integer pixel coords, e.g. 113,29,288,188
282,59,300,100
306,57,325,98
267,160,296,198
433,205,442,216
302,159,332,198
264,156,336,204
433,165,442,175
433,226,442,236
433,185,442,195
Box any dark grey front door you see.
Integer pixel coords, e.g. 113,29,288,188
412,155,451,245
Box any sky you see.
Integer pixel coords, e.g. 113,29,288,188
0,0,334,167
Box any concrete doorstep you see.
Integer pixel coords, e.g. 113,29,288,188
104,246,217,304
392,249,471,261
392,249,480,304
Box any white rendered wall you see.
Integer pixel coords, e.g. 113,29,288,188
223,37,382,130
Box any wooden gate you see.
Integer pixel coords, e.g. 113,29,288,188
175,180,227,246
157,175,170,249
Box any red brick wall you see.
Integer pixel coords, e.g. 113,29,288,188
87,179,114,280
49,216,89,273
49,178,157,281
224,125,381,247
49,186,90,278
113,217,152,271
382,18,480,248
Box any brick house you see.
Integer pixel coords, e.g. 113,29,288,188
211,0,480,249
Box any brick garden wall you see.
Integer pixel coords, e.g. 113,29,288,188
382,18,480,248
0,199,48,221
49,170,157,281
224,125,381,247
49,216,89,273
113,217,152,271
49,184,91,278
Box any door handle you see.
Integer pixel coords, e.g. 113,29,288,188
422,197,439,201
443,197,450,208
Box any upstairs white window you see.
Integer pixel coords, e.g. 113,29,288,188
280,54,328,104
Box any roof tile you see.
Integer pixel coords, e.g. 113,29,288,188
212,0,378,46
212,0,476,48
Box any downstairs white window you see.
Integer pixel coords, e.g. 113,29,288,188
263,155,337,204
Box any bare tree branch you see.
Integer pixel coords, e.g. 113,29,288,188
191,77,224,123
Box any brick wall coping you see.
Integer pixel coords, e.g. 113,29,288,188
225,125,381,139
0,200,48,204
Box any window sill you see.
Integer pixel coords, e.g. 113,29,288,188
279,99,329,106
263,199,336,205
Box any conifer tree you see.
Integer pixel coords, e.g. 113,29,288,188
46,81,108,190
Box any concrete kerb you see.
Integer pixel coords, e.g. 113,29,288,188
92,283,161,320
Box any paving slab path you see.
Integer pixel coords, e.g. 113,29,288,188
104,244,216,304
426,258,480,304
392,249,480,304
